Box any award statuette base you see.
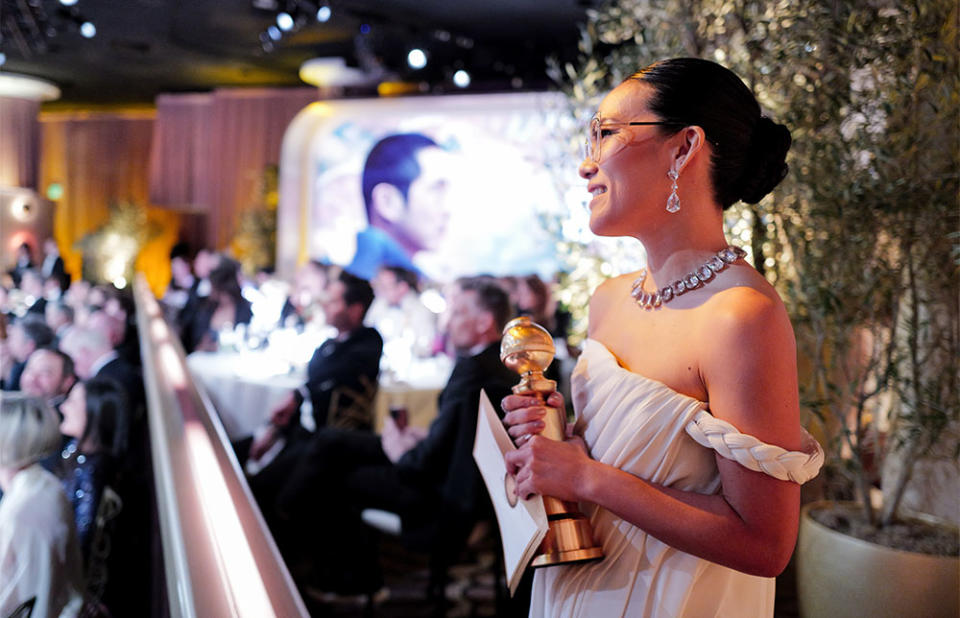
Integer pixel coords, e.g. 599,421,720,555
531,514,605,568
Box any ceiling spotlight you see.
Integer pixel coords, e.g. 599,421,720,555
267,25,282,41
0,53,5,67
59,0,79,5
453,69,470,88
316,5,331,22
276,12,294,31
407,48,427,70
359,23,371,35
80,22,96,38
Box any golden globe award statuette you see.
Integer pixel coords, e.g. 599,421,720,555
500,317,604,568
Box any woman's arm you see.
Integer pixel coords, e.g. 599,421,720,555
504,287,803,577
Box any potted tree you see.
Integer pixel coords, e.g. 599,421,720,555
774,4,959,616
546,1,959,616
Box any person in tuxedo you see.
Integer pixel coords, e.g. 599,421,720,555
272,277,518,595
59,325,143,415
19,347,76,411
1,316,54,391
9,242,34,287
161,242,195,315
243,270,382,521
40,238,69,292
19,269,48,317
175,248,221,338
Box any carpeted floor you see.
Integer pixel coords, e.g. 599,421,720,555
298,535,802,617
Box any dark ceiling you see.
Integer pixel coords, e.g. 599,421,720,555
0,0,593,104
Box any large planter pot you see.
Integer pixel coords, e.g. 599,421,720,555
797,501,959,618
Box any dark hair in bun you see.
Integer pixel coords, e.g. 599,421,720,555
629,58,791,209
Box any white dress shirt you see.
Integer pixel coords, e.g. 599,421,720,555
365,291,437,357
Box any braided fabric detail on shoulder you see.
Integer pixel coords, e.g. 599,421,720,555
685,410,824,484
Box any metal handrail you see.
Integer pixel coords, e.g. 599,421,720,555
133,275,308,617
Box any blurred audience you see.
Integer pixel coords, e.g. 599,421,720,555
63,280,91,313
514,273,571,342
40,238,69,292
58,377,129,561
280,259,330,329
366,265,437,358
0,392,84,618
19,347,77,411
161,242,195,314
2,316,55,391
179,248,221,320
20,269,47,316
271,277,517,595
45,301,75,343
9,242,35,287
60,326,143,414
243,270,382,529
180,258,252,353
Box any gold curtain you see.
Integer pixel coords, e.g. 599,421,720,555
39,109,179,295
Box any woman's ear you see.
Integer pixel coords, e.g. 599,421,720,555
671,126,706,174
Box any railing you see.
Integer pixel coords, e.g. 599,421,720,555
133,275,308,618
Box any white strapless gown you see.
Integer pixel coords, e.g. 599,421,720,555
529,339,822,618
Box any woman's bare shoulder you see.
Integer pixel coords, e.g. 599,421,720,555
699,275,801,447
704,272,792,337
588,272,641,332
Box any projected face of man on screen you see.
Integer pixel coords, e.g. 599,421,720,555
349,133,452,280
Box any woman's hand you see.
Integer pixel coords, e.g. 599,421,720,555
504,434,593,502
501,391,565,445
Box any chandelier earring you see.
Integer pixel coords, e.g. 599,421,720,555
666,169,680,213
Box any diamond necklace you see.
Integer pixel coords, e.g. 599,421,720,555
630,246,747,310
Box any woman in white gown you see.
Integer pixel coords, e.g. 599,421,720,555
502,58,823,617
0,393,84,618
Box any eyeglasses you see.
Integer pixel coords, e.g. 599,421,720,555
584,115,684,163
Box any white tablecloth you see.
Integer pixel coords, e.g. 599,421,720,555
187,348,453,440
187,351,304,439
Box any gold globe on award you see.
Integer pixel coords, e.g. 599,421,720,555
500,317,604,567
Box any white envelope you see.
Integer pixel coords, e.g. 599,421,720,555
473,389,547,595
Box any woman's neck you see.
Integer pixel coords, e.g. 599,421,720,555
0,464,27,491
639,227,730,287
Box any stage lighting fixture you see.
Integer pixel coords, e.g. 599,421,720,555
59,0,79,5
267,25,282,40
316,5,331,22
80,22,96,38
453,69,471,88
0,53,5,67
407,48,427,70
276,11,294,31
